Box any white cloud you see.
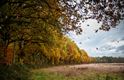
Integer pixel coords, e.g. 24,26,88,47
106,40,124,48
67,20,124,57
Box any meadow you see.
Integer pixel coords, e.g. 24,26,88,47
31,63,124,80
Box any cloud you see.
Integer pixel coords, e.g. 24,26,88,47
116,45,124,53
120,37,124,41
67,20,124,57
99,45,116,51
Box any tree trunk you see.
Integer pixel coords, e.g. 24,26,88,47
3,41,9,64
18,41,25,64
12,42,16,64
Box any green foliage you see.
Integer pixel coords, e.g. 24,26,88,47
0,64,30,80
94,56,124,63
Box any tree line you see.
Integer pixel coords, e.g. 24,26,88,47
92,56,124,63
0,0,91,66
0,0,124,65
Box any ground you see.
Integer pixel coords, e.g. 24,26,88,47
31,63,124,80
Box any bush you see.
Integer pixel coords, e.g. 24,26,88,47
0,64,30,80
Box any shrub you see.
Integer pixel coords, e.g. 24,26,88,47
0,64,30,80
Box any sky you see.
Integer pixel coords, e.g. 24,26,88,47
67,19,124,57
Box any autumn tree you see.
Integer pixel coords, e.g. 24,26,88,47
0,0,63,64
0,0,124,64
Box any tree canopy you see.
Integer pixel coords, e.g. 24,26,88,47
60,0,124,32
1,0,124,33
0,0,124,65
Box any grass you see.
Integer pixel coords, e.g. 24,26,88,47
0,64,123,80
31,69,124,80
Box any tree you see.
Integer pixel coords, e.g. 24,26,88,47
0,0,63,64
0,0,123,64
59,0,124,32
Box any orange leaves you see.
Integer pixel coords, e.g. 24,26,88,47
6,46,13,65
80,49,90,63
